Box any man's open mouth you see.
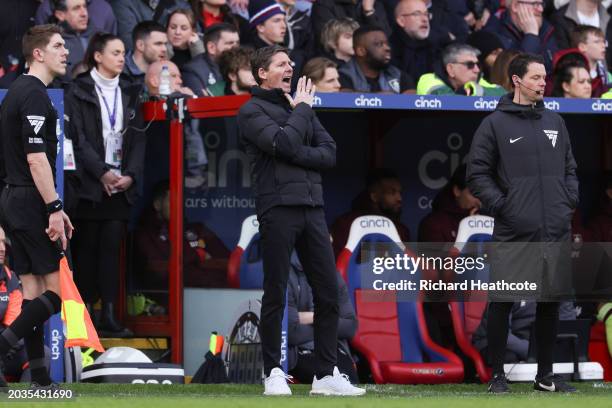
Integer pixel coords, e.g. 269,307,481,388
282,76,292,85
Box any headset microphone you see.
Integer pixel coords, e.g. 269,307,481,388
517,80,542,95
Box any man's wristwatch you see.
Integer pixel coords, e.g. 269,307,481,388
46,199,63,215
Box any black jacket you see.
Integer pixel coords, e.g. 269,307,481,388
312,0,392,42
66,72,145,204
467,94,579,242
237,87,336,216
389,27,448,83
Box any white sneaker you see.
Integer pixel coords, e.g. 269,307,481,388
310,367,366,396
263,367,292,396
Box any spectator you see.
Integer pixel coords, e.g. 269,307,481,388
134,181,230,289
166,8,205,70
245,0,287,49
0,0,38,88
287,254,358,384
320,18,360,67
279,0,315,82
571,25,612,96
123,20,168,85
109,0,157,50
427,0,470,42
416,43,505,95
186,0,245,32
418,164,481,243
467,30,505,86
67,33,145,337
490,48,521,90
302,57,342,92
312,0,392,42
472,302,577,365
51,0,97,71
418,164,480,352
330,168,411,257
551,51,593,97
212,46,256,95
550,0,612,59
145,60,195,97
339,25,414,93
36,0,117,34
483,0,558,70
181,23,240,96
390,0,450,83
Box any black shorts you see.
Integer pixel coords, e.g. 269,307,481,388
0,185,62,276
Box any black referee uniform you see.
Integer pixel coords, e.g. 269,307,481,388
0,75,62,274
0,74,64,387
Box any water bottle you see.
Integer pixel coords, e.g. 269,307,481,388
159,65,172,98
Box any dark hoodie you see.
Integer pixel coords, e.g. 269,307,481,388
389,26,448,83
418,186,471,242
467,93,579,243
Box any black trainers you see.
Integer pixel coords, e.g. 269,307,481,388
488,373,510,394
534,374,577,393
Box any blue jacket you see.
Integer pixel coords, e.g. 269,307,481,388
484,10,558,70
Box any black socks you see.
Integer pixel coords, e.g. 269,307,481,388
21,299,52,386
0,290,61,357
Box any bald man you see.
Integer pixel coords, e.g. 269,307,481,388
390,0,449,82
144,60,194,98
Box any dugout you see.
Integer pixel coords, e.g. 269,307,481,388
131,93,611,374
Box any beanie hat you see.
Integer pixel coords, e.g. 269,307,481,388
467,31,504,61
249,0,286,29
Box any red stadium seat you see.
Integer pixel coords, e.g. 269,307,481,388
337,215,464,384
448,215,495,383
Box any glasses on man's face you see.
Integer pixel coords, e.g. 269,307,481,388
453,60,480,70
516,1,545,8
400,11,433,20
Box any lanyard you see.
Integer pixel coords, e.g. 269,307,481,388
96,85,119,132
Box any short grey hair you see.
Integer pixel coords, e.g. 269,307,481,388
442,43,481,66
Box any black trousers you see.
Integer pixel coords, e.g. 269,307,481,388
289,346,358,384
258,206,339,378
72,219,125,303
487,301,559,377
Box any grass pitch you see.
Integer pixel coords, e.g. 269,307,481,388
1,382,611,407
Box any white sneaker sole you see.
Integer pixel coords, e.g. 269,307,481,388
263,390,292,396
310,388,366,396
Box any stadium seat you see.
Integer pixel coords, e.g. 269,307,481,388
227,215,263,289
337,215,464,384
448,215,495,383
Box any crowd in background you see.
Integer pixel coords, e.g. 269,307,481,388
2,0,612,99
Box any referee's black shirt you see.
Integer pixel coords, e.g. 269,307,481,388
0,75,58,186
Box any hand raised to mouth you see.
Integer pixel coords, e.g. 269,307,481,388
285,76,316,108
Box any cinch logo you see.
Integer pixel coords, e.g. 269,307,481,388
359,218,391,229
468,218,494,229
51,329,61,360
354,94,382,107
591,99,612,111
473,98,498,110
280,330,287,363
415,96,442,109
544,100,560,111
313,95,322,106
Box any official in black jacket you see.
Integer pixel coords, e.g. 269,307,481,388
237,45,364,396
467,53,578,394
66,33,145,338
